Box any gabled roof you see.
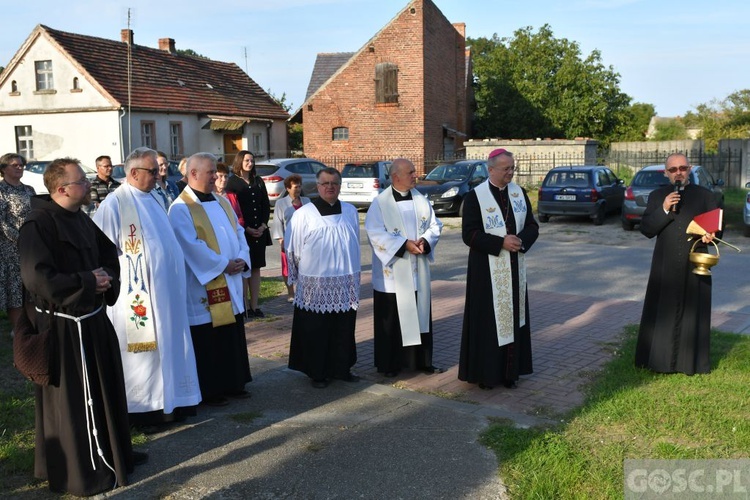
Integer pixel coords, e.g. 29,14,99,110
305,52,356,101
9,25,289,120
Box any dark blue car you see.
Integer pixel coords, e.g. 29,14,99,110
537,165,625,225
415,160,488,216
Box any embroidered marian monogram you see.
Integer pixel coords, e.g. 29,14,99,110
513,198,527,213
485,213,505,230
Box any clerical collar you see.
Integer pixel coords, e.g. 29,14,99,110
392,188,412,201
313,196,341,215
192,189,215,202
488,180,508,191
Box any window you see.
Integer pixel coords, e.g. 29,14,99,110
169,122,183,157
11,80,18,93
332,127,349,141
35,60,54,90
286,161,312,175
375,62,398,104
140,121,156,149
252,133,263,158
72,77,80,90
15,126,33,159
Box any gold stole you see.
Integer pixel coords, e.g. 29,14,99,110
179,189,239,327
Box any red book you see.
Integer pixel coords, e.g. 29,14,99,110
686,208,723,235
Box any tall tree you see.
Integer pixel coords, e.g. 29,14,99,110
615,102,656,142
470,25,632,144
683,89,750,151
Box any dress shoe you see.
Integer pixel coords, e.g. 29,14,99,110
132,451,149,466
253,309,265,318
226,390,252,399
478,383,494,390
421,365,445,374
202,396,230,407
338,372,360,383
311,379,328,389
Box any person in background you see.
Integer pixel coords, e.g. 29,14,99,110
214,163,244,226
285,167,361,388
87,155,120,217
19,157,146,496
153,151,179,209
169,153,253,406
364,158,443,378
271,174,310,302
0,153,35,338
225,150,271,319
94,147,202,430
458,148,539,390
635,153,719,375
176,158,188,193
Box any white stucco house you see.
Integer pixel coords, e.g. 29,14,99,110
0,25,289,167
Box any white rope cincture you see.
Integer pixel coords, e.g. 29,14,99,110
36,303,118,488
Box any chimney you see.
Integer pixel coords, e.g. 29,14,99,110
121,29,133,45
159,38,176,54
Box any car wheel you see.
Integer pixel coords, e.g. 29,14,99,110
621,218,634,231
593,205,606,226
538,213,549,223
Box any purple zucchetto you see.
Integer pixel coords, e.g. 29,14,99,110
488,148,508,159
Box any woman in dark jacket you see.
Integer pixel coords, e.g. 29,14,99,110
225,150,271,318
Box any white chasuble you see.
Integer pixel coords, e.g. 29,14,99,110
474,181,527,347
365,187,442,346
94,183,201,414
284,202,361,313
168,186,252,326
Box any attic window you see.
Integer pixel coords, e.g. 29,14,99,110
10,80,19,95
71,77,82,92
35,60,54,91
375,62,398,104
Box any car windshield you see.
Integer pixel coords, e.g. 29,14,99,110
633,170,670,187
342,165,377,178
425,163,470,181
25,162,50,174
255,165,279,176
544,171,589,187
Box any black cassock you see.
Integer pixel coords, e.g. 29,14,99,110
19,196,134,496
458,184,539,387
636,183,719,375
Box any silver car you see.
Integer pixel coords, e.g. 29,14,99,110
255,158,328,206
621,165,725,231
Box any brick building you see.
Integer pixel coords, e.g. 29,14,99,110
292,0,472,174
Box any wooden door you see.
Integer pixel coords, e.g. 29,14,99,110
223,134,243,167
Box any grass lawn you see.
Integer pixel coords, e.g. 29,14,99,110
481,325,750,499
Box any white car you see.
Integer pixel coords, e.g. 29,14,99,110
23,160,97,194
339,161,393,209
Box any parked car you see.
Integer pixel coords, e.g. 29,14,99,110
112,160,182,184
621,165,725,231
254,158,329,206
23,160,97,195
743,182,750,237
537,166,625,225
415,160,488,216
339,161,393,208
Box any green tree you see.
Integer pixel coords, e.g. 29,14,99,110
683,89,750,151
176,48,209,59
470,25,632,145
614,102,656,142
651,118,688,141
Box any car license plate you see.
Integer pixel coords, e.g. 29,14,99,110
347,182,363,189
554,194,576,201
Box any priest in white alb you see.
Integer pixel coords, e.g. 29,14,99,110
168,153,253,407
365,158,443,378
285,167,361,389
94,147,202,427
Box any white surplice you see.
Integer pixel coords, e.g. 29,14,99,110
284,202,361,313
94,182,202,414
168,186,252,326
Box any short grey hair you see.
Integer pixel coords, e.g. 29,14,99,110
124,147,157,174
187,152,218,174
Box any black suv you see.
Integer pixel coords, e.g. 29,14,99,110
537,166,625,225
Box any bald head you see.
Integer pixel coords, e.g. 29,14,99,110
390,158,417,192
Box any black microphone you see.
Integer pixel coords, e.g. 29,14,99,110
671,180,682,212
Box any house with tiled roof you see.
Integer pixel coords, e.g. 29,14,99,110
0,25,289,166
291,0,472,174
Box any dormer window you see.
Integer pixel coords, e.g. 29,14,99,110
35,60,54,90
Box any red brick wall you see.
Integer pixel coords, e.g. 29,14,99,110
302,0,469,175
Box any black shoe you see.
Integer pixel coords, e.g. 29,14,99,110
503,380,518,389
202,396,230,407
478,383,494,390
311,379,328,389
253,309,265,318
226,390,252,399
132,451,149,466
338,372,360,383
421,365,445,374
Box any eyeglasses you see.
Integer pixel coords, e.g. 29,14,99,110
318,181,341,187
666,166,690,173
135,167,159,176
62,178,91,187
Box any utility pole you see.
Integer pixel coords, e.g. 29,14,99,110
127,7,132,154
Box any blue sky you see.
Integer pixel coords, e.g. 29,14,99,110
2,0,749,118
